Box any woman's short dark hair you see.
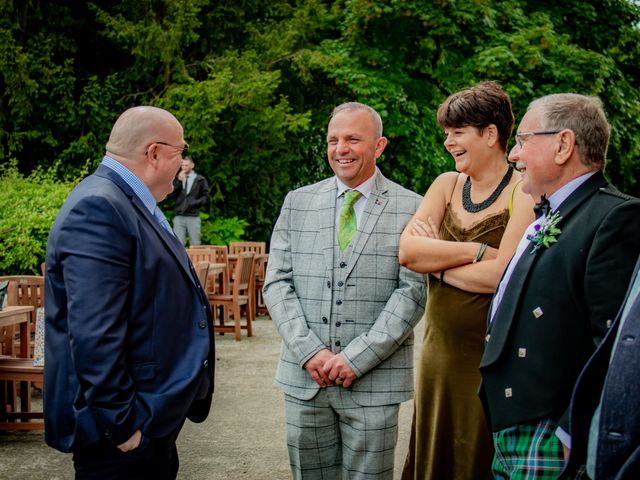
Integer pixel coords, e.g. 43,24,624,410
437,81,515,151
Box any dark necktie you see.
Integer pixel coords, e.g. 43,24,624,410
533,194,551,219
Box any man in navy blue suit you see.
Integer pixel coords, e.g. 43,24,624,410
562,256,640,479
44,106,215,479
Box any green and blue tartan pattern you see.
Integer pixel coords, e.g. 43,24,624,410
492,418,566,479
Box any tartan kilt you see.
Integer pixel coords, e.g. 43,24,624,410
492,418,566,479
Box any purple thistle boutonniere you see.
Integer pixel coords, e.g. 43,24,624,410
527,211,562,254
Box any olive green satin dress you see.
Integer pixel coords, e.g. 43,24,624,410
403,205,509,480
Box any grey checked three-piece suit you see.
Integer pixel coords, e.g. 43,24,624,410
264,169,425,476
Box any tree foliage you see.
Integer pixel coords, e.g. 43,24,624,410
2,0,640,273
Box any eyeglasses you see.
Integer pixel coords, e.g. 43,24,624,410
515,131,560,149
153,141,190,159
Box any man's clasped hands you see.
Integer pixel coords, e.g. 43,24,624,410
304,349,356,388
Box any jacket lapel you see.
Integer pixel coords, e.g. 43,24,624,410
482,171,608,367
345,170,388,279
318,180,338,274
96,165,196,286
610,257,640,338
482,240,537,365
553,170,608,221
137,200,196,284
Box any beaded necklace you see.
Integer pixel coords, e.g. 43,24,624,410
461,165,513,213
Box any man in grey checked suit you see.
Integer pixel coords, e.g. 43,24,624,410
264,102,425,479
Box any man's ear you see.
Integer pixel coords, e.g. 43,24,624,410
146,144,160,166
374,137,388,159
554,129,576,166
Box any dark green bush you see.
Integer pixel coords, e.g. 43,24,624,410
0,163,75,274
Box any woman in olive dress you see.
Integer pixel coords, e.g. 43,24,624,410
399,81,535,480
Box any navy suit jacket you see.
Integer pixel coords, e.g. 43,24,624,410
44,165,215,453
563,257,640,479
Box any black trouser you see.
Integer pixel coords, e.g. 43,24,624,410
73,425,183,480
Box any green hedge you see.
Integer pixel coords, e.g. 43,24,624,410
0,164,252,275
0,163,75,275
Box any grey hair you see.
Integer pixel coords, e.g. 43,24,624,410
528,93,610,169
330,102,384,137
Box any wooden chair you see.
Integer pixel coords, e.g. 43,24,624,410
253,254,270,318
0,357,43,430
209,246,231,295
208,252,255,341
229,241,266,255
1,276,45,395
0,276,45,356
186,247,215,265
187,246,230,295
0,282,44,430
0,295,15,357
0,325,12,356
195,261,210,291
228,242,263,291
187,244,227,250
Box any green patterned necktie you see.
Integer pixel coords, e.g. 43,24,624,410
338,190,363,250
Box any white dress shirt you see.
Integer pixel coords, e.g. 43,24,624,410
490,171,596,322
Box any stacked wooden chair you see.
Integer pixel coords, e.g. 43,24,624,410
229,242,269,320
207,252,255,341
0,275,45,430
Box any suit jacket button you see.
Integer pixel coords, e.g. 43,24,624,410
198,320,207,329
340,261,347,268
322,317,328,324
336,299,342,305
335,321,341,327
337,281,344,287
327,281,331,288
104,429,112,438
335,340,341,347
203,359,209,368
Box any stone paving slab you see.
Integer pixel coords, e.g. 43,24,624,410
0,316,420,479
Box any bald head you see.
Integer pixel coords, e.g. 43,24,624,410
106,106,182,160
104,106,186,201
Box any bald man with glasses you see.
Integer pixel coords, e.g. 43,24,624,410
44,106,214,479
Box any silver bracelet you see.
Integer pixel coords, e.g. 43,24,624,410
473,243,488,263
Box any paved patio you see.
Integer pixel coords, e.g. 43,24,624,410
0,316,421,479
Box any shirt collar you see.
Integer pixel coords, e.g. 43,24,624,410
101,155,157,215
335,171,376,199
547,171,596,212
